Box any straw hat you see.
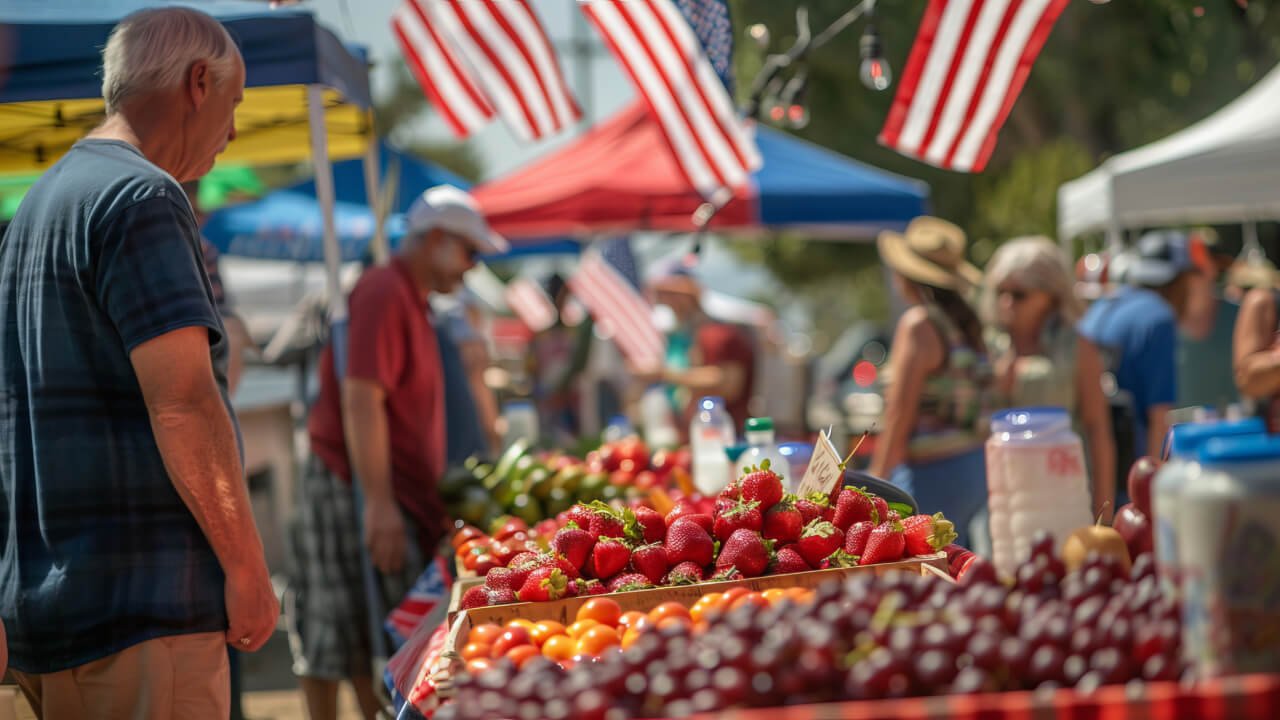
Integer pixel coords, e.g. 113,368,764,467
877,217,982,291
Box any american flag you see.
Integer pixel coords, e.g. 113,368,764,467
504,275,559,333
879,0,1070,173
567,237,666,372
392,0,580,141
581,0,760,202
383,556,451,649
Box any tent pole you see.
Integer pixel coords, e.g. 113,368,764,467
363,137,388,265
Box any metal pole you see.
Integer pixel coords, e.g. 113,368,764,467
363,134,388,265
571,6,595,124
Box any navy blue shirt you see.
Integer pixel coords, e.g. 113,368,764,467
1078,287,1179,458
0,140,233,673
436,308,487,464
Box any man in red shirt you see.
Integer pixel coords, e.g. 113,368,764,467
288,186,506,720
649,268,757,430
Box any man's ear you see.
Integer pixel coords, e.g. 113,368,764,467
187,59,211,110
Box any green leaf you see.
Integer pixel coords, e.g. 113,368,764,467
888,502,914,518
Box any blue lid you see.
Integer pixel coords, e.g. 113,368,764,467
1168,418,1266,459
505,399,534,409
779,442,813,463
990,406,1070,434
1198,435,1280,466
698,396,726,411
607,414,632,427
725,443,749,463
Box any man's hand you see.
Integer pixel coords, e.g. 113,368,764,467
224,563,279,652
364,497,408,574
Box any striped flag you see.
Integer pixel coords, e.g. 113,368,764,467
568,238,666,372
391,0,580,141
581,0,760,202
504,275,559,333
878,0,1070,173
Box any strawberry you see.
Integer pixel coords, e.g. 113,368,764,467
949,550,976,576
565,504,594,532
551,526,594,572
871,495,890,526
672,513,713,534
509,551,538,569
516,567,569,602
576,578,607,596
664,561,705,585
633,506,667,544
664,501,701,527
631,544,669,585
820,550,861,569
665,517,715,567
773,546,812,574
902,513,958,557
859,518,906,566
586,501,626,541
715,529,773,578
606,573,653,593
709,567,744,582
942,543,969,565
762,499,804,543
714,501,763,541
487,588,517,605
796,520,844,566
530,552,580,580
844,521,875,557
739,462,784,510
832,487,877,530
719,480,741,502
460,586,491,609
483,565,530,594
795,496,829,525
591,537,632,579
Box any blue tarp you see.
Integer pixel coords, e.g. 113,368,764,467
0,0,371,107
291,143,470,214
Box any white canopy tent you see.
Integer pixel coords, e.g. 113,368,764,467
1058,62,1280,244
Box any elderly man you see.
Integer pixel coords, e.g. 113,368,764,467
289,186,506,720
0,8,277,718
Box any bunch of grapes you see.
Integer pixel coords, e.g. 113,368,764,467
438,534,1182,720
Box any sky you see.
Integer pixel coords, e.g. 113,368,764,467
307,0,635,181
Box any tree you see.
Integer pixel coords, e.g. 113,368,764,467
373,58,485,182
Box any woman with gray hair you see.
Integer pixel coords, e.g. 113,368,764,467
983,237,1116,522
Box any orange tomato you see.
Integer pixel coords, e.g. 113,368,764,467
456,538,490,559
566,619,600,639
617,611,647,631
721,587,750,604
620,627,644,650
505,644,541,669
761,588,789,605
468,624,504,646
460,642,492,662
698,592,724,608
576,625,621,656
576,597,623,627
730,591,769,612
690,599,723,625
647,601,692,625
541,634,576,661
530,621,567,647
466,658,495,675
656,616,692,633
506,619,537,634
787,587,814,604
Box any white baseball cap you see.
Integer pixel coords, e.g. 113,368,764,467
406,185,508,256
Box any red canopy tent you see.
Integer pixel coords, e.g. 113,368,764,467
472,102,755,239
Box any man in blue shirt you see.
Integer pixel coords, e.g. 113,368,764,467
1080,231,1198,497
0,8,276,717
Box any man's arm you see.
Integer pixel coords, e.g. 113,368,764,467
341,378,406,574
662,363,745,398
1234,287,1280,398
132,326,277,651
1076,338,1116,522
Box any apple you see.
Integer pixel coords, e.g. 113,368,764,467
1128,456,1157,517
1113,503,1153,560
1062,523,1132,575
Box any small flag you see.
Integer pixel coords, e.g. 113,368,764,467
504,275,559,333
567,237,666,371
879,0,1070,172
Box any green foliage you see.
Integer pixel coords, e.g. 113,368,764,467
374,58,485,182
727,0,1280,319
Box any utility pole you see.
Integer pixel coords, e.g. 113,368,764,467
561,6,607,127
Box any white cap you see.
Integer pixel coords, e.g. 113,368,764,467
406,185,508,256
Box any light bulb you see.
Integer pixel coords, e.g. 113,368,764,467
786,104,809,129
1088,0,1111,4
860,57,892,91
768,102,787,124
746,23,771,49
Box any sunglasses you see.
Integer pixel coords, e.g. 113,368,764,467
997,287,1029,303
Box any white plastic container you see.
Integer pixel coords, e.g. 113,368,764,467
602,415,635,444
640,385,680,450
502,400,539,448
741,417,792,490
690,396,736,496
1152,418,1265,602
985,407,1093,576
1180,435,1280,677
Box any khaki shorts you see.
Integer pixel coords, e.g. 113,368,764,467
11,631,228,720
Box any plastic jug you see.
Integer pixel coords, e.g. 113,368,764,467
502,400,539,448
640,385,680,450
690,396,735,496
985,407,1092,576
741,417,792,491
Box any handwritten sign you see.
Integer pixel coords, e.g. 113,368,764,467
796,429,845,499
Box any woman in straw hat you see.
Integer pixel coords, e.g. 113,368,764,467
871,217,994,547
983,237,1116,523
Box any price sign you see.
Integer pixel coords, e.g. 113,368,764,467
796,429,845,499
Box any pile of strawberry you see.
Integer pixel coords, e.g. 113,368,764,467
462,463,960,609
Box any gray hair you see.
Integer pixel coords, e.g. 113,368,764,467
101,7,239,115
982,235,1084,327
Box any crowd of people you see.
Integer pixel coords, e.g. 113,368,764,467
2,6,1279,720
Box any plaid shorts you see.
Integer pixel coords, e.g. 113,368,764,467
285,458,425,680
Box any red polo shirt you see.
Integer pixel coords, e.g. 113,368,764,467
308,258,448,551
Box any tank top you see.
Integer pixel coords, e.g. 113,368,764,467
990,316,1078,415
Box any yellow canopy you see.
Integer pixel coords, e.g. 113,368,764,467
0,85,372,174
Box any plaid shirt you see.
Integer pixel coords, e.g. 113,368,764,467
0,140,233,673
